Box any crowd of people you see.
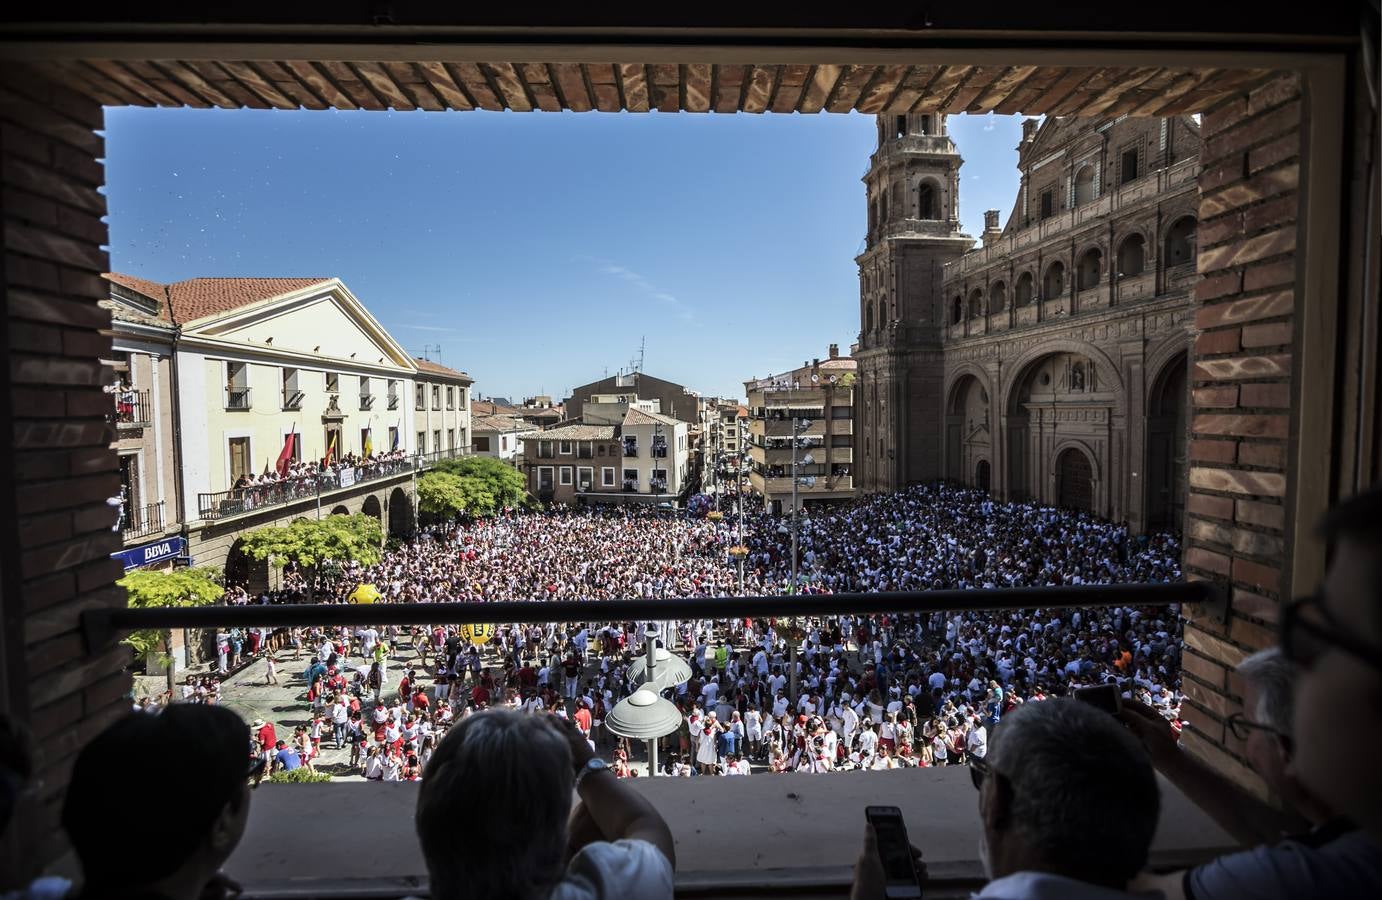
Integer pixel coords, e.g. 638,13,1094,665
8,485,1382,900
224,449,411,512
208,482,1185,780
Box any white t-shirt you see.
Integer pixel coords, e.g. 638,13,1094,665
550,839,674,900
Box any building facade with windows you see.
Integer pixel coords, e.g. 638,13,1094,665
103,276,183,570
564,371,702,426
471,414,531,464
745,348,857,514
413,357,474,460
522,409,690,506
854,113,1200,533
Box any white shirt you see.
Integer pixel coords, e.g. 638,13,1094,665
550,839,674,900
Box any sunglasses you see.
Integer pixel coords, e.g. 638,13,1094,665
1280,594,1382,674
1225,712,1290,745
968,754,997,791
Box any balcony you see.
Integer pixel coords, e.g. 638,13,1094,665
1076,286,1107,312
967,316,987,336
1116,271,1155,303
281,389,304,411
359,393,375,410
622,480,638,493
946,158,1199,278
623,444,639,458
869,133,957,168
988,313,1009,334
1014,303,1040,326
121,500,164,540
1165,262,1197,293
387,394,400,411
225,387,251,410
112,388,151,427
97,585,1227,900
195,451,459,522
763,418,825,438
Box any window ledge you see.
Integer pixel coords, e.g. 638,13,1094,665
223,767,1233,898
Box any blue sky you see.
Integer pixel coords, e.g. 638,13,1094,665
103,107,1023,402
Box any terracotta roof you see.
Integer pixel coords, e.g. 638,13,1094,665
414,357,474,382
472,414,531,433
819,358,857,370
473,399,522,417
534,423,618,441
737,405,749,417
168,277,331,323
622,407,681,428
99,298,173,330
106,273,168,304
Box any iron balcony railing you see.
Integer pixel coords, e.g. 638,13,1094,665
112,388,151,427
196,449,466,521
225,387,252,410
121,500,164,540
83,582,1211,650
281,389,304,411
359,393,375,410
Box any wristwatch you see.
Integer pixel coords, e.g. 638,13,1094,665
574,757,610,788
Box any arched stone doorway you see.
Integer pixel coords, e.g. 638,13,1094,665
975,460,991,493
945,374,990,485
361,494,383,523
387,486,414,538
329,505,350,516
1005,350,1116,512
1146,351,1188,532
1056,448,1094,511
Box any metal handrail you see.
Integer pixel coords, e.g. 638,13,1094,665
83,583,1208,649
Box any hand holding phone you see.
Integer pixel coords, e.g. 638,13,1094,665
860,806,924,899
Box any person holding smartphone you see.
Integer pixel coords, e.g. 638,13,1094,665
851,698,1159,899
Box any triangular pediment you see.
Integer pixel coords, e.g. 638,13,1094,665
182,282,415,371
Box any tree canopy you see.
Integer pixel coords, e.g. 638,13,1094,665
431,455,527,515
418,471,497,519
238,513,383,570
118,566,223,659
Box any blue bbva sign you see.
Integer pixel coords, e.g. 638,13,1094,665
113,536,187,571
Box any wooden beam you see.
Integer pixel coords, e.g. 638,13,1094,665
381,62,445,111
943,66,1007,112
799,64,842,114
120,60,210,108
413,61,473,111
217,60,302,109
483,62,533,111
969,65,1039,113
856,64,908,114
684,63,712,113
282,60,357,110
448,62,503,111
884,65,940,114
1072,66,1162,117
826,64,877,112
184,60,273,109
618,62,649,112
742,65,775,114
769,64,811,113
993,66,1066,115
80,60,178,107
649,62,679,113
252,60,330,110
551,62,593,112
712,63,745,113
914,65,970,112
585,63,621,112
519,63,561,112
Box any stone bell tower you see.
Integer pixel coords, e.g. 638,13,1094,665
853,112,973,493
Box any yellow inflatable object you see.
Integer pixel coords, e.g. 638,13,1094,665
348,584,381,605
461,623,495,645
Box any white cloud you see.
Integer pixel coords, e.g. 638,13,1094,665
588,258,695,322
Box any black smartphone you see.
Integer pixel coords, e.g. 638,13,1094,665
1073,683,1123,715
864,805,923,898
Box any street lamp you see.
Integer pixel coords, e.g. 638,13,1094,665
607,628,691,776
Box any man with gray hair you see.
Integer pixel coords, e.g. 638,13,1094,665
1124,646,1382,897
416,709,674,900
851,698,1160,899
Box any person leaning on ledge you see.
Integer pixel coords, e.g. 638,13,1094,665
416,708,675,900
852,698,1161,900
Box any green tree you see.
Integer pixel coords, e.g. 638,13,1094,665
119,566,224,691
418,471,467,518
433,455,527,514
239,513,383,597
836,372,856,389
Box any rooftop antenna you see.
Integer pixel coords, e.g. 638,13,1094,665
629,335,645,374
422,343,442,363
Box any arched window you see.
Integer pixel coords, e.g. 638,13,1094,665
865,301,874,333
1165,216,1197,267
1117,234,1146,278
1014,272,1035,307
989,281,1007,313
920,115,932,135
951,296,963,325
918,182,937,220
1042,261,1066,300
880,190,889,225
1073,164,1096,206
1077,248,1103,291
895,115,907,138
968,288,985,319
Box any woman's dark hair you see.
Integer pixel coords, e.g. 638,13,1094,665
63,705,250,889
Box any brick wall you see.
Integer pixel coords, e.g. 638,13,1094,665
0,66,128,882
1180,72,1301,798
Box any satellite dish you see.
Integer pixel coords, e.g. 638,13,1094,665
810,374,820,383
829,375,838,384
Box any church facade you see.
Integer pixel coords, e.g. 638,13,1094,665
854,113,1201,533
